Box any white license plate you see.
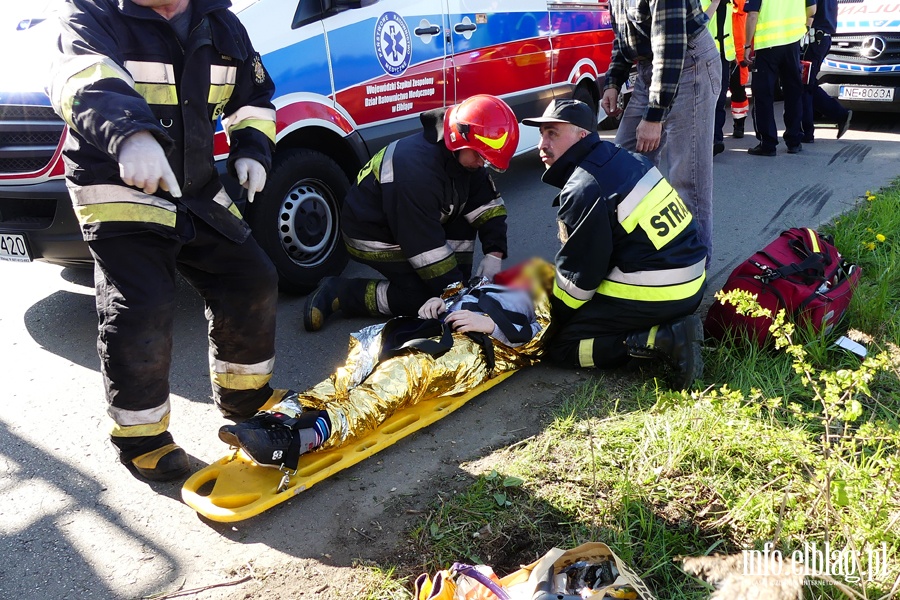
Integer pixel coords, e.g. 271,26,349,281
0,233,32,262
838,86,895,101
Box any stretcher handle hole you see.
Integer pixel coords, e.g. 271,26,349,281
381,414,420,435
195,479,216,497
355,440,377,452
296,453,342,477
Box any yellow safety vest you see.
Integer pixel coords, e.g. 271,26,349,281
753,0,807,50
703,0,736,61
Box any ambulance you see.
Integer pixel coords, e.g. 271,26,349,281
819,0,900,113
0,0,614,292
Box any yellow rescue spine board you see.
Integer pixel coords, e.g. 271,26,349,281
182,370,516,522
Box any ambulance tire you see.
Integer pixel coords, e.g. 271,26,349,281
573,84,599,125
247,148,350,295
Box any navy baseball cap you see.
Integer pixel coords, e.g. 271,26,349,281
522,99,598,132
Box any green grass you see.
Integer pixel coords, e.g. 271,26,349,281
370,183,900,599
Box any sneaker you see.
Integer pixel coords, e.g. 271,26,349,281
219,410,329,470
787,143,802,154
220,413,300,468
732,118,745,139
748,144,776,157
303,277,344,332
130,443,190,481
837,110,853,139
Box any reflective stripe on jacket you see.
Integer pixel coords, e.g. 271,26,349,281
49,0,276,242
541,133,707,311
753,0,807,50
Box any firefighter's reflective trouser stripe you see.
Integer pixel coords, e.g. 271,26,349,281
546,290,704,369
337,259,476,318
89,211,278,462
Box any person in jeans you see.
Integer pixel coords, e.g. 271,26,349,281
601,0,721,264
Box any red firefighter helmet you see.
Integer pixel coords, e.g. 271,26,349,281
444,94,519,171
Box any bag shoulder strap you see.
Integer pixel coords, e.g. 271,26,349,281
451,564,511,600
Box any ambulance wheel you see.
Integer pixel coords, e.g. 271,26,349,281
247,148,350,295
573,84,598,123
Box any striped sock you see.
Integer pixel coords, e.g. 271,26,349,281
297,411,332,454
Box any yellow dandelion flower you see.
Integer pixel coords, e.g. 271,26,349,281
867,194,877,201
876,233,886,242
866,242,876,251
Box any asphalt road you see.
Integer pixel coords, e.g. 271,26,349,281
1,110,899,599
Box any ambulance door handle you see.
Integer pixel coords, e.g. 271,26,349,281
454,22,477,34
415,24,441,36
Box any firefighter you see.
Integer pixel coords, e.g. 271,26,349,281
303,95,518,332
49,0,285,481
522,99,707,389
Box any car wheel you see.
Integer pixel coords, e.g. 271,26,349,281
246,148,350,295
573,84,599,123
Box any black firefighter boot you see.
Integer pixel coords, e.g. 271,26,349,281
625,314,704,390
303,276,347,332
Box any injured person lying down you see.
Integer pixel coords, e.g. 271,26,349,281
218,259,553,470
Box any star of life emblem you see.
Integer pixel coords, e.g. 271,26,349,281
375,11,412,77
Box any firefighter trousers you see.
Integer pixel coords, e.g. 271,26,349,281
337,257,474,318
339,219,478,317
546,291,703,369
89,211,279,461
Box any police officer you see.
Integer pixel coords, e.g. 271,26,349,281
304,95,518,332
522,99,707,389
744,0,817,156
50,0,283,481
801,0,852,142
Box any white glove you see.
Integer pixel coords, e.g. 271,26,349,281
118,131,181,197
235,157,267,203
475,253,503,281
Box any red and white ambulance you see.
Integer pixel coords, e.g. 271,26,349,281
0,0,614,291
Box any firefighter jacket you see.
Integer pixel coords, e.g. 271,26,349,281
542,133,707,322
49,0,276,243
341,109,508,295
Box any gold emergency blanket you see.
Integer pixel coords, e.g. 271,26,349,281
281,259,553,450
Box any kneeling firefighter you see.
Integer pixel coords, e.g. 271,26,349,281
303,94,519,332
523,99,708,389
